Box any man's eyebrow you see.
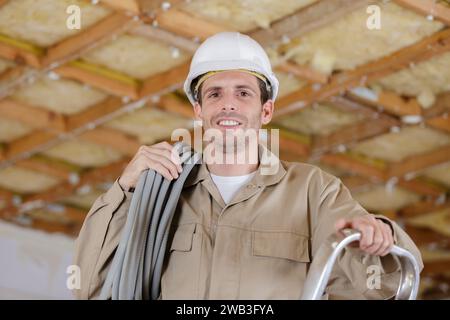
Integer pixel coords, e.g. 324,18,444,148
203,86,221,95
235,85,257,93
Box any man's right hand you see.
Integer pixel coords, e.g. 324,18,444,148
118,141,183,191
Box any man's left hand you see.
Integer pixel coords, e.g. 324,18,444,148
334,216,394,256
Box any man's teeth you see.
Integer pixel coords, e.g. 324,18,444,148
219,120,240,126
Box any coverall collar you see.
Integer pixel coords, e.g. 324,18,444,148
183,144,286,189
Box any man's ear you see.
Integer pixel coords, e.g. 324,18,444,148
261,99,274,125
193,102,202,120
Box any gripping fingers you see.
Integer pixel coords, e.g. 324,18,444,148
357,222,374,251
366,223,384,255
148,145,183,173
378,220,394,256
143,151,180,180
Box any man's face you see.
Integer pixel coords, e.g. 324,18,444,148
193,70,274,139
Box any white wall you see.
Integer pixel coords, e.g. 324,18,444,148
0,221,75,299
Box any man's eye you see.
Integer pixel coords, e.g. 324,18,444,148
240,91,250,97
208,92,219,98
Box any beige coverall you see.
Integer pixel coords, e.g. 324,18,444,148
73,155,423,300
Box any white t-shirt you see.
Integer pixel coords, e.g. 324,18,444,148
210,172,257,205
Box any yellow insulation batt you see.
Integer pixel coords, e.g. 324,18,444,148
421,162,450,188
82,34,190,80
0,0,111,47
274,103,364,136
280,1,443,75
11,77,108,115
275,71,307,98
375,52,450,108
0,166,61,194
105,107,193,144
0,118,32,143
407,208,450,237
42,139,123,168
352,185,421,211
180,0,318,32
351,126,450,163
61,188,105,210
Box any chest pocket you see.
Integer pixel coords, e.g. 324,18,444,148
162,223,200,299
169,223,196,252
252,231,310,262
239,231,310,299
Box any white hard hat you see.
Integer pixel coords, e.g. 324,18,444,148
183,32,279,105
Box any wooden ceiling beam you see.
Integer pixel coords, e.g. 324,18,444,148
394,0,450,25
320,153,387,181
310,96,400,154
320,152,446,197
311,116,397,154
0,158,129,221
276,28,450,116
29,159,128,203
42,12,135,67
388,145,450,178
399,200,450,218
158,94,194,119
65,96,124,131
0,65,26,85
426,114,450,133
0,96,126,134
55,63,140,99
341,175,374,192
279,134,311,158
137,0,185,14
276,61,329,84
154,8,230,40
0,12,133,70
0,188,14,210
100,0,185,14
100,0,140,14
423,91,450,118
423,259,450,276
405,225,450,248
250,0,372,48
130,24,199,53
139,61,190,97
3,130,57,160
0,98,66,131
348,88,423,117
79,127,141,157
14,158,74,181
0,40,41,68
273,96,400,158
398,178,447,197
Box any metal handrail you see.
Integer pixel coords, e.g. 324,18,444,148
301,229,420,300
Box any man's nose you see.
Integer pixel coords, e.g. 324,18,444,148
221,95,238,111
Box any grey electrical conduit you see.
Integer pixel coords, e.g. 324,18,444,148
100,142,201,300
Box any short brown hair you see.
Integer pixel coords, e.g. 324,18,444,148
192,76,271,105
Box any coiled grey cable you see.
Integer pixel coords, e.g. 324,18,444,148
100,142,201,300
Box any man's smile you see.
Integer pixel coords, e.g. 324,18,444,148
216,118,242,129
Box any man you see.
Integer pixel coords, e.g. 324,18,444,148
73,32,423,300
